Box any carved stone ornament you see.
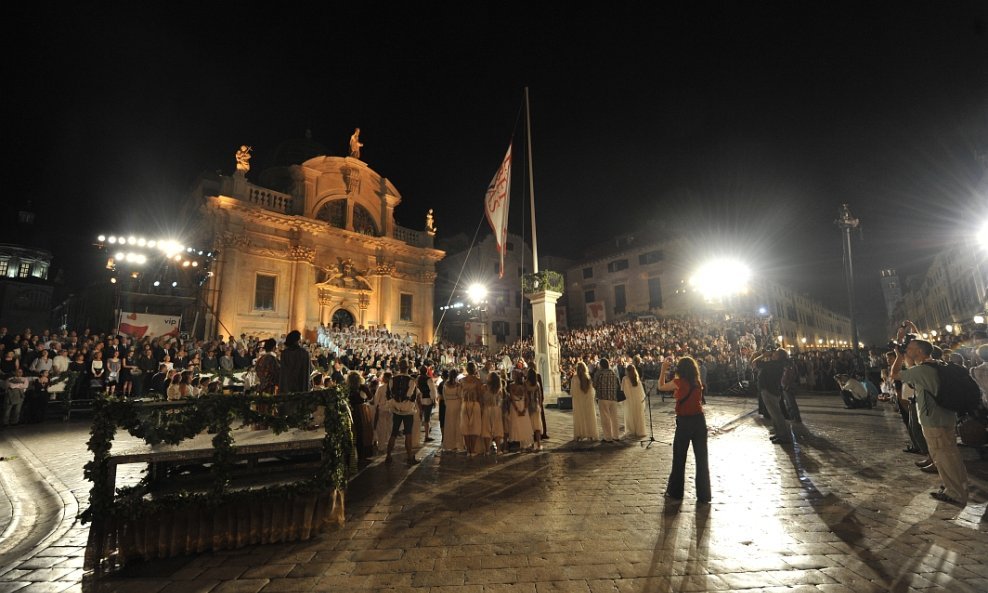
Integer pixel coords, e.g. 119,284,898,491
341,165,361,195
318,257,372,290
289,245,316,263
372,262,397,277
220,231,251,249
421,270,438,282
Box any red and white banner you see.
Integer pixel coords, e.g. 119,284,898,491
118,312,181,339
484,144,512,278
586,301,606,327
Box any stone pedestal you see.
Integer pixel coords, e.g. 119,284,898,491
527,289,563,403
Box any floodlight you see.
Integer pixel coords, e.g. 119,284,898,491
978,220,988,251
945,324,953,333
467,283,488,303
689,258,752,301
97,235,106,242
108,236,117,244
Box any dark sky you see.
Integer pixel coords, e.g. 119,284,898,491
6,2,988,342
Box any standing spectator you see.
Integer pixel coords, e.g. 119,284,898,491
385,359,420,465
891,334,968,507
417,365,437,442
279,330,311,394
593,358,621,442
52,349,70,375
752,349,791,444
972,344,988,409
346,371,374,464
3,368,29,425
255,338,280,394
657,356,711,504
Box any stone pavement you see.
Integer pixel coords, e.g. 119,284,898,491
0,393,986,593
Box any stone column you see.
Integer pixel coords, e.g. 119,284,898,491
289,245,315,334
217,232,248,338
375,263,396,330
527,289,563,401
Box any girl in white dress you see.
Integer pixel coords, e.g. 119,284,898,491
524,369,544,451
480,372,505,454
621,364,647,437
507,376,534,449
571,361,598,440
441,372,465,452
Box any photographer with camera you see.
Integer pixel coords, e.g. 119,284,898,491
890,322,968,507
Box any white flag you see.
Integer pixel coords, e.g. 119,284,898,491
484,144,512,278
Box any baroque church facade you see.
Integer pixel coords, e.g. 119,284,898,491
194,135,444,343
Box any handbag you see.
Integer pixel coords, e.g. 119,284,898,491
616,387,627,402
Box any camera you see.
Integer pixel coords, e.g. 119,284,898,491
887,333,917,354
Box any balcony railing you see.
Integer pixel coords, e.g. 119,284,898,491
393,225,432,248
245,185,294,214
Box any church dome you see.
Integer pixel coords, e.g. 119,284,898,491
257,130,332,194
271,131,331,167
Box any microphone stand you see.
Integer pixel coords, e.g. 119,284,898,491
640,384,657,449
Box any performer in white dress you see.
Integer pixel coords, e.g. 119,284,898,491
480,373,505,454
441,373,465,452
621,364,647,437
570,361,599,440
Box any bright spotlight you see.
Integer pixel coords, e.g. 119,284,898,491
978,220,988,251
127,236,136,245
97,235,106,242
114,252,125,260
147,240,157,248
110,277,117,284
758,306,768,316
153,280,160,287
171,281,178,287
135,254,147,264
108,236,117,244
137,238,146,246
467,283,488,303
689,258,752,301
945,324,954,333
975,315,986,324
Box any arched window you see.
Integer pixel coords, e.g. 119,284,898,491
352,203,379,236
315,199,346,229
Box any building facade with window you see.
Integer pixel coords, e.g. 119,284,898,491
0,243,54,331
565,232,852,347
197,142,444,342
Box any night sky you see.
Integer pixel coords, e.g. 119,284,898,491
6,3,987,343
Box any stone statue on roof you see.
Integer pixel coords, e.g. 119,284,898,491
349,128,363,159
235,145,252,173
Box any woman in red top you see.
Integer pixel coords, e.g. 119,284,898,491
657,356,711,503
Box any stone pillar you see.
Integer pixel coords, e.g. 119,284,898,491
527,289,563,401
217,248,240,338
375,263,396,330
289,245,315,334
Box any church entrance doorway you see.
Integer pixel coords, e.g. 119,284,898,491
332,308,356,329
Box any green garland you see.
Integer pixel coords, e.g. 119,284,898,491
81,386,353,525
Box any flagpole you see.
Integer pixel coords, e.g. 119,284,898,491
525,86,539,274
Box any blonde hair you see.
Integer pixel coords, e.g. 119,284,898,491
576,361,591,392
626,364,640,387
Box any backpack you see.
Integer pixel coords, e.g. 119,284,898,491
921,361,981,413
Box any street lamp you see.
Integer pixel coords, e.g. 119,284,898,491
467,283,488,304
835,204,861,356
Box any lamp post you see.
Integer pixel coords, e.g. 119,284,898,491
467,282,489,348
835,204,861,356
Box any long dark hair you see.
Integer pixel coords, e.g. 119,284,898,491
675,357,702,392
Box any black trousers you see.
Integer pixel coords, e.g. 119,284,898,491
666,414,711,501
